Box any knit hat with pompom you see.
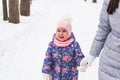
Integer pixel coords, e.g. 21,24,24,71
57,16,72,37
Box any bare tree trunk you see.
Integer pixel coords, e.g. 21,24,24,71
2,0,8,20
92,0,97,3
20,0,30,16
9,0,20,23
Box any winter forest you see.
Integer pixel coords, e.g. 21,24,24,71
0,0,104,80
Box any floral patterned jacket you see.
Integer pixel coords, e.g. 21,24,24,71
42,33,84,80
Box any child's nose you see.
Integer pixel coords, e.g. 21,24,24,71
59,32,63,35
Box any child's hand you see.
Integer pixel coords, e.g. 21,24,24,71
80,54,96,67
42,73,49,80
77,65,88,72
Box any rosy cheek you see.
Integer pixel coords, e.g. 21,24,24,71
64,36,68,40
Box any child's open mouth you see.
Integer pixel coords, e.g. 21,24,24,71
59,36,64,39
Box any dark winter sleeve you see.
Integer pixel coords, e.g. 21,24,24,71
74,42,84,66
42,42,53,74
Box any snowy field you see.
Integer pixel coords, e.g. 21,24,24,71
0,0,103,80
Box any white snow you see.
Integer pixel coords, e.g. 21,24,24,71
0,0,104,80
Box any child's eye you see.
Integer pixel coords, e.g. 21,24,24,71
57,29,60,32
62,30,67,33
62,30,66,32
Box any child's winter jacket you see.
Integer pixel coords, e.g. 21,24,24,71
42,33,84,80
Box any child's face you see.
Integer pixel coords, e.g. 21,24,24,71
56,27,69,42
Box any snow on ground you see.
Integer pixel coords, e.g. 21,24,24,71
0,0,103,80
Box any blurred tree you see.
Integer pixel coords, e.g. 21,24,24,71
2,0,8,20
9,0,20,23
92,0,97,3
20,0,30,16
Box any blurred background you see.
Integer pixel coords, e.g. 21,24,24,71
0,0,103,80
